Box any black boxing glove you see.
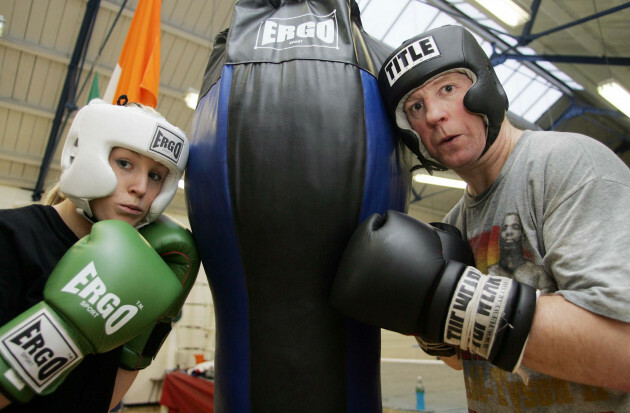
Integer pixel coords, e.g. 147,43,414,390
414,221,475,358
330,211,537,372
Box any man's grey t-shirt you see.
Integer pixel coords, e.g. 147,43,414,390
444,130,630,412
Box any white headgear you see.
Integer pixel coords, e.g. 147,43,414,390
59,98,189,227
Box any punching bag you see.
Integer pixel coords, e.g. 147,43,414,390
186,1,411,412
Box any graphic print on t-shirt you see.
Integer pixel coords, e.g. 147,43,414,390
468,213,552,291
462,212,620,412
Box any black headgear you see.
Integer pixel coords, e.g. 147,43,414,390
378,25,508,172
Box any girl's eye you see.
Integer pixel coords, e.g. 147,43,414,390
149,172,163,182
443,84,454,93
115,159,132,169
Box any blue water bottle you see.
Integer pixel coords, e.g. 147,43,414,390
415,376,425,410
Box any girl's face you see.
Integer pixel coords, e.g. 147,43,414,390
89,147,169,227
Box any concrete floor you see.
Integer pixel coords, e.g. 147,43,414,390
380,330,468,413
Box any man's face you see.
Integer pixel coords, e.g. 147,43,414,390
500,214,523,244
403,72,487,170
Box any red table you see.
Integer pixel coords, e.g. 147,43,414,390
159,370,214,413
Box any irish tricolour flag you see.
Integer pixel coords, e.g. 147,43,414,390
103,0,162,108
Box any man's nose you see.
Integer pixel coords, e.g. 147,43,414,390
424,101,447,125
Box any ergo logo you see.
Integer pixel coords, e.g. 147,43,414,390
0,261,142,391
0,309,81,390
150,126,184,164
61,261,140,335
255,10,338,50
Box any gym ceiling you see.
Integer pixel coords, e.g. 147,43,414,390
1,0,628,219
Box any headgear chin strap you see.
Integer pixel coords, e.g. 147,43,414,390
59,98,189,227
378,25,508,172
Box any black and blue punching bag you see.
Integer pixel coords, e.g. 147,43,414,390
186,1,411,412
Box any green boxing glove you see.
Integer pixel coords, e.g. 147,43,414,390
120,215,200,370
0,220,182,403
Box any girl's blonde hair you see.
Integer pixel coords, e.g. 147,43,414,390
43,182,66,206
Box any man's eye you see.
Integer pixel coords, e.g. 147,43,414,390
409,102,423,112
444,85,454,93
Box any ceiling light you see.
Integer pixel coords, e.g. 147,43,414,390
184,88,199,110
472,0,529,27
178,179,185,190
597,79,630,119
413,174,467,189
0,15,5,37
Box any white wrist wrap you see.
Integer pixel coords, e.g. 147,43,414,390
443,267,512,360
0,306,83,394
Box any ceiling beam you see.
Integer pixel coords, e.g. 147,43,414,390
0,148,61,170
426,0,574,96
0,36,196,102
98,0,213,48
518,2,630,50
0,96,55,119
491,53,630,66
0,175,43,191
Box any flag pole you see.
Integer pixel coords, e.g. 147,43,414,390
32,0,102,202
